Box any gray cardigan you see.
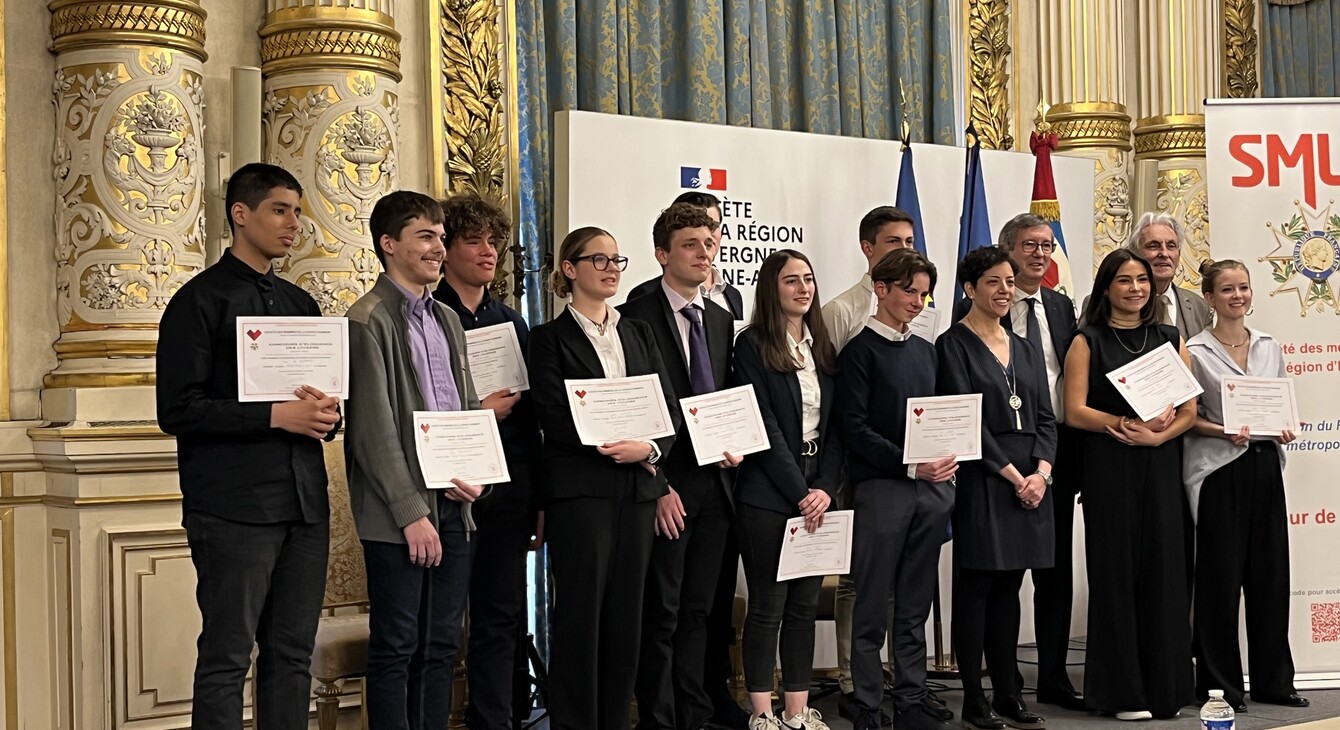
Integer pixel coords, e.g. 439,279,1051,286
345,275,483,543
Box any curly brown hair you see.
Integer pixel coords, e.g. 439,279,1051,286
438,192,512,249
652,202,719,252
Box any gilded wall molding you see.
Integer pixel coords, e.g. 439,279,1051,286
1093,149,1134,272
967,0,1013,150
1223,0,1259,97
260,5,401,81
1157,166,1211,288
47,1,208,388
1133,114,1207,160
429,0,522,302
1,507,15,730
1049,102,1133,151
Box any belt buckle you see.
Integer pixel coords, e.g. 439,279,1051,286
802,439,818,457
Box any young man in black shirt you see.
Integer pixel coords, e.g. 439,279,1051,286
432,192,544,730
157,163,342,730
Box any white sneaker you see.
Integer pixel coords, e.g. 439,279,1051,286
783,707,831,730
1115,711,1152,721
750,712,784,730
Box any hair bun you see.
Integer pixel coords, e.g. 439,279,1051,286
1199,258,1217,278
549,267,572,298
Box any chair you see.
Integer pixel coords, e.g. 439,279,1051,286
310,438,371,729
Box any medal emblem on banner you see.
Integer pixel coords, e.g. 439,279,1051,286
1263,203,1340,317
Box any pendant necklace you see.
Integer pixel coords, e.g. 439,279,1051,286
978,327,1022,430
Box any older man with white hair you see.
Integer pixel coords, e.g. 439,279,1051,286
1126,212,1212,341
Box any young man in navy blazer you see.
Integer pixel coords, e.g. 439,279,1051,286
627,192,744,320
622,203,739,730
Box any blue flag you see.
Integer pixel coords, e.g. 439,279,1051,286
895,144,928,258
955,125,993,303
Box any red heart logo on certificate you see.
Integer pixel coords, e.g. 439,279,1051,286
1227,383,1237,392
689,407,699,416
420,423,430,433
246,329,262,341
1117,377,1127,384
913,408,924,417
789,526,798,536
574,389,587,399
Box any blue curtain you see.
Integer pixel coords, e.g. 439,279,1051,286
1262,0,1340,97
514,0,956,322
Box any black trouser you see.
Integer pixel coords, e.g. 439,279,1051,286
546,490,656,730
705,522,741,715
851,477,954,713
1194,443,1296,703
737,502,823,693
185,511,328,730
955,568,1026,703
1026,425,1079,695
364,527,474,730
636,481,733,730
466,475,533,730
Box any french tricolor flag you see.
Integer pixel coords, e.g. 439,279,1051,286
680,166,727,191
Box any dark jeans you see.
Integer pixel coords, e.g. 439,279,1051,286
364,527,474,730
737,502,823,693
466,478,533,730
186,511,328,730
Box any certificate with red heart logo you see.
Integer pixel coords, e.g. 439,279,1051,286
776,510,854,582
1103,341,1202,422
902,394,983,465
236,316,349,402
1220,375,1298,436
678,384,770,466
413,410,511,488
563,374,676,445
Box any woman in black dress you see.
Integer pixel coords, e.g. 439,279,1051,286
938,246,1056,730
1062,249,1196,720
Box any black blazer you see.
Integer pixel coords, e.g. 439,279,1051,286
730,328,841,516
528,308,681,504
628,275,744,320
952,288,1077,363
619,289,735,505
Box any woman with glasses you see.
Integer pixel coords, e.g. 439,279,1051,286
1063,249,1195,721
527,226,680,730
732,249,840,730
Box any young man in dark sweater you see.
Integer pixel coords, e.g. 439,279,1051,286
836,249,958,730
156,163,342,729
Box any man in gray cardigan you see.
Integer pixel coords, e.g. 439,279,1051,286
345,190,485,730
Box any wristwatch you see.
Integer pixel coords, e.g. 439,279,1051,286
1034,470,1053,487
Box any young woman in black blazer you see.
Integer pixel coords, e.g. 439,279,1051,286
527,227,680,730
732,249,840,730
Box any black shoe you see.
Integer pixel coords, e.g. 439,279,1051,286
1253,692,1310,708
992,695,1046,730
1035,688,1086,712
854,708,887,730
894,703,953,730
711,701,752,730
961,696,1006,730
839,692,862,721
923,694,954,722
1232,702,1248,714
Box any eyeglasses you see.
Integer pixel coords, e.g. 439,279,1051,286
1018,240,1055,253
571,254,629,271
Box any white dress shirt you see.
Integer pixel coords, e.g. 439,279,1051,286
788,326,822,441
1010,288,1065,423
865,316,921,478
1182,328,1287,524
568,304,626,378
702,266,733,313
661,279,706,369
821,274,876,353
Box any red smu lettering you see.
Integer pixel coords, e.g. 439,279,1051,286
1229,133,1340,210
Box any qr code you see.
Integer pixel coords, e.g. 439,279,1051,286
1311,602,1340,643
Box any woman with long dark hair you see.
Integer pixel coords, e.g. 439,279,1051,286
1184,259,1306,712
527,227,679,730
732,249,839,730
1063,249,1195,720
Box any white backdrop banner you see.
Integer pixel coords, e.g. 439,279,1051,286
555,111,1096,320
1206,98,1340,684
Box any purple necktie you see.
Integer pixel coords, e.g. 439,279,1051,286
681,304,715,395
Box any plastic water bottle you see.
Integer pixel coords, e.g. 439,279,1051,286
1201,690,1235,730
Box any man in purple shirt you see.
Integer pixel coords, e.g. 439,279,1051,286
345,190,485,730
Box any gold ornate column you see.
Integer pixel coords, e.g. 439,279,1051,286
1134,0,1221,287
47,0,208,387
1223,0,1259,98
428,0,523,303
967,0,1014,150
1037,0,1135,270
259,0,401,315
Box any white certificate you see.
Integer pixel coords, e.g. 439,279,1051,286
902,394,983,464
564,374,677,446
1221,376,1299,436
776,510,854,581
908,307,941,344
412,410,510,488
464,322,529,395
679,385,770,466
236,316,349,402
1104,342,1203,422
